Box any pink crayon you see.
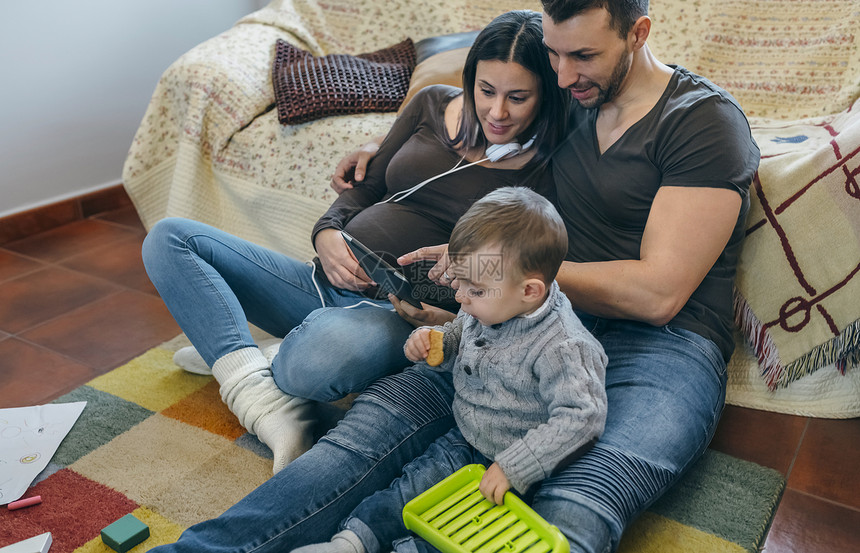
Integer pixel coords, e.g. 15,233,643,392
7,495,42,510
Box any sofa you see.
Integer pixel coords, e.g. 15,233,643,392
122,0,860,418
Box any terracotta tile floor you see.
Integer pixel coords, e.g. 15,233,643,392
1,206,858,552
0,207,181,404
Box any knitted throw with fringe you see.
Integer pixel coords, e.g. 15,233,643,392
734,100,860,389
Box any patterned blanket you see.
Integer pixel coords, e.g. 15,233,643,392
735,103,860,389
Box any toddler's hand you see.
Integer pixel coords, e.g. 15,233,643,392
404,328,432,362
479,463,511,505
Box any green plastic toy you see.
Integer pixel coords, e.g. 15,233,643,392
402,464,570,553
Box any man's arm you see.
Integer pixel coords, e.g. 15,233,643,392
557,185,742,326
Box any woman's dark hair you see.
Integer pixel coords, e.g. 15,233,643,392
450,10,569,170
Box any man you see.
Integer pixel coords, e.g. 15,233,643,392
333,2,759,550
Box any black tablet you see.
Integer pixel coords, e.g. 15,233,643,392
341,231,423,309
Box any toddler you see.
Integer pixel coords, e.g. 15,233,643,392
294,187,607,553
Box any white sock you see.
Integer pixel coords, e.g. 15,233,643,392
212,347,316,473
291,531,365,553
173,345,212,375
259,337,283,364
173,337,284,375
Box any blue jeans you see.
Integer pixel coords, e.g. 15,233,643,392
141,217,414,400
149,316,726,553
345,427,491,553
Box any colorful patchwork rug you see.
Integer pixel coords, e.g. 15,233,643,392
1,341,785,553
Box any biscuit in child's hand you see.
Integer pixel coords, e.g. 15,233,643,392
426,329,444,366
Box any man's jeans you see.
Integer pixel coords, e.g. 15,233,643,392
141,217,415,401
149,314,727,553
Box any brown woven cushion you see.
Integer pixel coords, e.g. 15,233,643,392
273,39,416,125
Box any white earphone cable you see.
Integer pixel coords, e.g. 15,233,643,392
307,261,394,311
378,155,489,205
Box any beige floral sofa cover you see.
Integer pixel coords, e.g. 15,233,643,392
123,0,860,417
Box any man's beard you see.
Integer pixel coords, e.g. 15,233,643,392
574,50,630,109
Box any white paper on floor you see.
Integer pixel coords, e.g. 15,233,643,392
0,402,86,504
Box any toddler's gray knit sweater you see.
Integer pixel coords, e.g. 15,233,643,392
431,281,608,494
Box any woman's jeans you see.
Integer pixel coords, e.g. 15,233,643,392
141,217,414,400
149,313,727,553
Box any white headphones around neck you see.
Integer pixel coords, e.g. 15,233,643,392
485,136,536,162
378,135,538,205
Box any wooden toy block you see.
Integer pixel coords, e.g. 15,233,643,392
100,514,150,553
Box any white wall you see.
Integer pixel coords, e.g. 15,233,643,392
0,0,265,218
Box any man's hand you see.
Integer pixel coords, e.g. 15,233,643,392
397,244,452,285
314,229,374,291
330,139,382,194
479,463,511,505
389,243,456,326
